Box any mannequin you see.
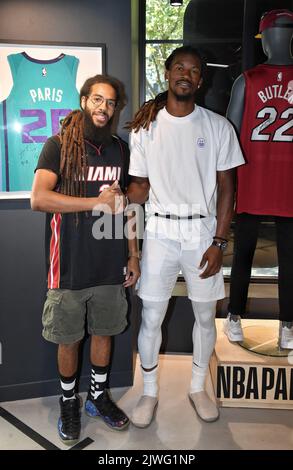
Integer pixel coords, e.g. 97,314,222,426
223,10,293,349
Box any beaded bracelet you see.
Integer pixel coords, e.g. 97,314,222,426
128,252,141,259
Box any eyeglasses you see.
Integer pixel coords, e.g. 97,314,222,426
87,94,116,110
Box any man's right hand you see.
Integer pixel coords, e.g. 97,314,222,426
31,170,125,214
97,180,125,214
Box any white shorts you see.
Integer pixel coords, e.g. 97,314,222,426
137,231,225,302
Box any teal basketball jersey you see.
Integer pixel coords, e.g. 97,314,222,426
0,52,80,191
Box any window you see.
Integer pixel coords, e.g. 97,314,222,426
141,0,280,281
144,0,189,100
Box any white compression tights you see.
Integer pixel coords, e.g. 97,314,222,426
191,300,217,368
138,299,169,369
138,299,217,370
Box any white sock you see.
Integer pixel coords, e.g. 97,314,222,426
190,363,208,393
141,366,158,397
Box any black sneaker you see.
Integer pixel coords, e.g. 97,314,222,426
58,396,81,445
85,389,129,430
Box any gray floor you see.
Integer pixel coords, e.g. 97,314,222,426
1,353,292,451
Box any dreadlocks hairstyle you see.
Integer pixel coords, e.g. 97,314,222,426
127,45,205,133
59,109,86,198
59,74,122,198
126,91,168,133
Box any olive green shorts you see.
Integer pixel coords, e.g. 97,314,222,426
42,284,128,344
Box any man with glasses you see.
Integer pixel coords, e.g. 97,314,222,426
31,75,140,444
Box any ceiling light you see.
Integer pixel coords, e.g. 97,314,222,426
170,1,183,6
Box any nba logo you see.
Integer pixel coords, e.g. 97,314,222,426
42,67,47,77
287,80,293,104
277,72,282,82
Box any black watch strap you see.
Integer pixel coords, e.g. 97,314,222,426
211,239,228,251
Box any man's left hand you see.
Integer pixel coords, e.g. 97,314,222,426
198,245,223,279
123,256,141,287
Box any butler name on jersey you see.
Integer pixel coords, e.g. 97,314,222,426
245,66,293,144
0,52,80,191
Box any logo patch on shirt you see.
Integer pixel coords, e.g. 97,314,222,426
42,67,47,77
197,137,205,148
277,72,282,82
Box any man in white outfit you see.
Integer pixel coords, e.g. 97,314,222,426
126,46,245,426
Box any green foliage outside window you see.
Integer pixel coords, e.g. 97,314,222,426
145,0,189,100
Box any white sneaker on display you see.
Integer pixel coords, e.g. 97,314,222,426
280,326,293,349
223,314,244,342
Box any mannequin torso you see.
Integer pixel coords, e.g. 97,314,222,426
224,13,293,346
227,27,293,131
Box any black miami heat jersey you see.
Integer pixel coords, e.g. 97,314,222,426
36,135,130,290
236,64,293,216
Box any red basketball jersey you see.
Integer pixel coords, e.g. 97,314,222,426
236,64,293,216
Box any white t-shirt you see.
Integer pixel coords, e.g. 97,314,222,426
129,106,245,242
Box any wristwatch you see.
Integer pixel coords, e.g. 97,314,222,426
211,239,228,251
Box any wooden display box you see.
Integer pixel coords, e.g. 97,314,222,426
210,319,293,409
